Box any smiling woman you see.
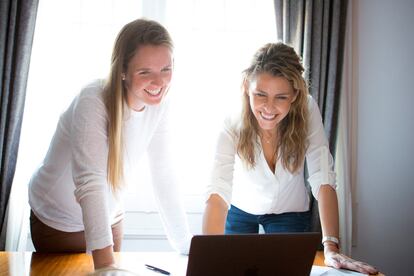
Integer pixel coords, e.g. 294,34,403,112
10,0,276,252
122,45,173,111
25,18,194,270
247,74,297,131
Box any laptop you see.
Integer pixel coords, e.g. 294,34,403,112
186,232,321,276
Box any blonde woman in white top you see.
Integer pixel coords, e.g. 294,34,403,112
29,19,191,270
203,43,378,275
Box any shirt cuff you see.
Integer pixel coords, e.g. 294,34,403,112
308,171,337,199
85,234,113,253
205,187,232,209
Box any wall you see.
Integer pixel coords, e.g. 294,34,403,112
352,0,414,275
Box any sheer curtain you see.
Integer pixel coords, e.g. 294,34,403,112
334,0,354,255
10,0,277,250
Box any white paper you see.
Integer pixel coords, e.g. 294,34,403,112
311,265,368,276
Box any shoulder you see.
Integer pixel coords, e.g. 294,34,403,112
74,79,106,109
212,112,241,148
306,94,322,117
68,79,107,122
78,79,105,100
223,112,241,136
306,94,317,109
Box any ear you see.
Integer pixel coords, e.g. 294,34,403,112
291,90,298,103
242,77,250,96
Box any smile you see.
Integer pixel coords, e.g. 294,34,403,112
144,88,162,96
260,111,276,121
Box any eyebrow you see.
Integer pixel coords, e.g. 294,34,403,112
136,64,172,71
256,89,291,96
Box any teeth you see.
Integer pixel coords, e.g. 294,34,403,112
260,112,276,120
144,88,161,95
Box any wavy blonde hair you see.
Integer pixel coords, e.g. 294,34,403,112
103,19,173,192
238,42,309,173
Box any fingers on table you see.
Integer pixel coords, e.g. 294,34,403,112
329,254,379,275
350,261,379,275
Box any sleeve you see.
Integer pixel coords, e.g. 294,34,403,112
71,91,113,252
146,104,193,255
206,117,237,208
305,96,337,200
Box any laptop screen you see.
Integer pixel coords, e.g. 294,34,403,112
186,232,321,276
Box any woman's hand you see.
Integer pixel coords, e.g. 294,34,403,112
92,245,116,270
324,244,379,275
89,267,139,276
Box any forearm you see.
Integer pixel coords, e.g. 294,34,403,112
92,245,115,269
151,176,192,253
317,185,340,252
157,199,192,253
202,194,228,234
318,186,380,274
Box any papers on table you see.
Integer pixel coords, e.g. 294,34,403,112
311,265,368,276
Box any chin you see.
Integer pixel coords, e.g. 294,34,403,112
144,100,162,106
257,120,277,130
260,125,277,131
145,95,165,105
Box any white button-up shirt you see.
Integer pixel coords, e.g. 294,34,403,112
207,95,336,215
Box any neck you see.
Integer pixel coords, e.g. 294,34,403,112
132,105,146,112
126,93,146,112
127,100,146,112
260,129,277,139
260,129,277,144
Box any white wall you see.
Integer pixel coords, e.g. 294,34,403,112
352,1,414,275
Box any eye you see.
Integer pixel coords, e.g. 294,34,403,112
138,70,150,75
161,67,172,72
276,95,289,100
254,92,266,97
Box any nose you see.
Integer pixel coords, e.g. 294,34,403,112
150,74,164,86
264,99,276,113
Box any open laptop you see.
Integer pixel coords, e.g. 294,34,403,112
186,232,321,276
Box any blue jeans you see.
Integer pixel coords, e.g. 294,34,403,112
225,205,311,234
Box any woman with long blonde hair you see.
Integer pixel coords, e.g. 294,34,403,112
202,43,378,275
28,18,191,270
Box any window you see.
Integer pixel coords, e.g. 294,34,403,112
16,0,276,250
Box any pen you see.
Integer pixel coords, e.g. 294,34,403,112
145,264,171,275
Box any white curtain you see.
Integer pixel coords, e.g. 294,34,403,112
334,0,353,255
5,181,29,251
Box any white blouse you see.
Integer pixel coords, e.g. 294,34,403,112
206,95,336,215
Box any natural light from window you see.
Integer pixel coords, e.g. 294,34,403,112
14,0,276,244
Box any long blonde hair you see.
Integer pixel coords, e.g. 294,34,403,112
103,19,173,192
238,42,309,173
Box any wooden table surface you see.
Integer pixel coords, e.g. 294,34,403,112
0,251,383,276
